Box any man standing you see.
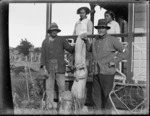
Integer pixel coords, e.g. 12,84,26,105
40,23,74,109
83,19,128,114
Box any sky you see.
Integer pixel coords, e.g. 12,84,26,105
9,3,106,48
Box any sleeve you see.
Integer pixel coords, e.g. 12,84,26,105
114,21,121,40
115,22,121,34
63,38,75,53
40,40,46,66
112,37,129,64
87,20,93,35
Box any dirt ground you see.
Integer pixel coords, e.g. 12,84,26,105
14,108,147,115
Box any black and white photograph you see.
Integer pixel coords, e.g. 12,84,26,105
0,0,149,115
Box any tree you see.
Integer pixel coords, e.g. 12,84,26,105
16,38,34,56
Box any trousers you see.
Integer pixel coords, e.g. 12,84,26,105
46,73,65,105
92,73,114,113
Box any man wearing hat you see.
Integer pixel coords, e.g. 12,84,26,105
83,19,129,114
40,23,74,109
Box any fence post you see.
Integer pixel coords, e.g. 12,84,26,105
25,56,30,101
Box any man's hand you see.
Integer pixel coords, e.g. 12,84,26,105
87,38,93,44
80,33,87,39
82,37,88,42
75,77,79,82
80,33,93,44
40,65,49,79
109,61,116,68
80,33,89,43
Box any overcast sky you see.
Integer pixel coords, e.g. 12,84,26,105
9,3,106,48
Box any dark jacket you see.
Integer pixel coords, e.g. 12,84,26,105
40,36,74,73
86,34,129,75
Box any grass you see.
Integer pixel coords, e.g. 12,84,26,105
10,61,148,115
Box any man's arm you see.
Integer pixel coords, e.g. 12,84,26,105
63,38,75,53
84,38,92,52
81,33,93,52
112,37,129,64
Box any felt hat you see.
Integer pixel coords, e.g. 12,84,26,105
94,19,111,29
47,22,61,33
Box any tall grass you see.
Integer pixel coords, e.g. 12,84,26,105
12,77,44,109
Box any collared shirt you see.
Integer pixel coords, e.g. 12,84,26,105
94,34,119,62
107,20,121,34
49,36,55,42
48,38,55,59
48,36,57,59
86,34,129,75
73,18,93,35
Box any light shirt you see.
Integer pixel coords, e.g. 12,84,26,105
73,18,93,35
49,36,55,42
107,20,120,34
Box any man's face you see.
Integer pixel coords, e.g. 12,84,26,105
50,30,58,38
97,27,107,37
105,13,112,23
79,9,87,19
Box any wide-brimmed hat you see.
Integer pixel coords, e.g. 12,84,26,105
94,19,111,29
47,22,61,33
77,6,90,14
